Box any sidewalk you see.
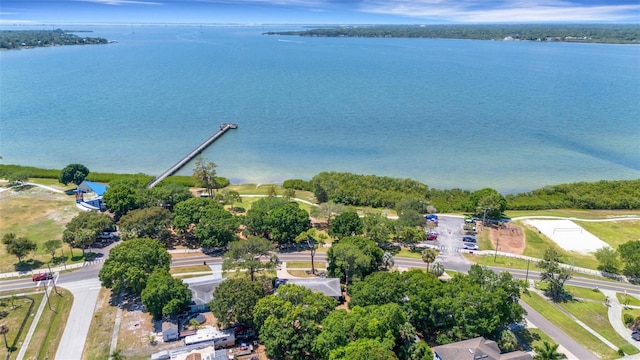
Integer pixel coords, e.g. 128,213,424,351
0,262,85,279
15,283,53,360
600,289,640,353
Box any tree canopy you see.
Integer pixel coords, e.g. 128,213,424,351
327,236,383,285
222,237,277,281
618,240,640,280
118,207,173,241
98,237,171,294
253,284,337,360
209,277,270,327
244,197,311,244
2,233,37,264
59,163,90,186
141,269,191,320
328,211,363,239
538,248,573,301
62,211,112,254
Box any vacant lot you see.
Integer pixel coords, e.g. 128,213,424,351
0,185,81,272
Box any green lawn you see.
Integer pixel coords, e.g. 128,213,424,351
285,261,326,268
565,285,607,302
463,253,539,271
521,291,620,359
576,220,640,249
0,293,43,359
617,293,640,307
558,299,638,355
519,222,599,270
395,247,427,260
170,265,211,275
505,209,640,220
22,288,73,360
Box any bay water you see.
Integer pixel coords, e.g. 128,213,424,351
1,25,638,193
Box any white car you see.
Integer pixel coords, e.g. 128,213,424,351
463,243,479,250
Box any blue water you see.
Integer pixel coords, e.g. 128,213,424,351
1,25,639,193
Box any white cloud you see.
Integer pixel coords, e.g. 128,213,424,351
359,0,640,22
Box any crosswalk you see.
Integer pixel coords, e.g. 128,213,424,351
83,258,105,266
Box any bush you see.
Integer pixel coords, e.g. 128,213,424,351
623,313,634,326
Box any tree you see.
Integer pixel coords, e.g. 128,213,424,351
62,211,112,255
328,211,363,239
144,183,193,210
329,338,398,360
193,206,240,248
348,271,408,308
283,188,296,200
43,240,62,262
595,246,620,274
310,202,346,226
396,226,426,248
421,248,438,271
467,188,506,219
2,233,37,265
327,238,374,286
382,251,394,270
534,341,566,360
295,228,328,275
396,209,425,228
192,157,219,197
209,278,270,327
431,262,445,277
99,237,171,294
314,303,414,360
618,240,640,280
498,329,519,352
253,284,336,360
539,248,573,302
362,213,394,245
118,207,173,241
7,170,30,187
223,237,277,281
59,163,90,186
141,268,191,320
244,197,311,244
220,190,242,212
0,323,9,350
102,183,140,220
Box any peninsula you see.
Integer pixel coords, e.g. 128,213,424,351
0,29,109,50
263,24,640,44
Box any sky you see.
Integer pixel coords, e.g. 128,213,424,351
1,0,639,25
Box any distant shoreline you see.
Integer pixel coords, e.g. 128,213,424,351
263,24,640,45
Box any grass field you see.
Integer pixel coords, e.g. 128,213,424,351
576,220,640,249
0,293,41,359
285,261,326,268
559,299,639,355
169,265,211,275
463,253,540,271
505,209,640,220
521,291,621,359
21,288,73,360
618,293,640,307
0,186,83,272
287,270,316,278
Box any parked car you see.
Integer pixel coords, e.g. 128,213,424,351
97,232,115,240
462,235,477,243
462,243,479,250
632,330,640,341
32,272,53,282
427,231,438,240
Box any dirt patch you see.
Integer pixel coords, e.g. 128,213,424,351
489,223,525,255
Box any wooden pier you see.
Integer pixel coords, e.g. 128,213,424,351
146,123,238,188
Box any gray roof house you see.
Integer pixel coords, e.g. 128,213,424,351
275,278,342,301
432,337,533,360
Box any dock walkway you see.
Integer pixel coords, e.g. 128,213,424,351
147,123,237,188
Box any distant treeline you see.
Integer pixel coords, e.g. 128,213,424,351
264,24,640,44
284,172,640,212
2,164,638,211
0,29,108,50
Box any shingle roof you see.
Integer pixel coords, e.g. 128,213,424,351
276,278,342,298
432,337,532,360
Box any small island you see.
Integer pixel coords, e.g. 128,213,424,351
0,29,109,50
263,24,640,44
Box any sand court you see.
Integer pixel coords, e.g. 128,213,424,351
525,219,610,254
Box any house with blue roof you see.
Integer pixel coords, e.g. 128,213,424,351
75,180,108,211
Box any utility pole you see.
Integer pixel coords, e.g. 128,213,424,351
494,236,500,262
43,282,54,312
524,259,530,286
47,262,61,296
481,207,490,231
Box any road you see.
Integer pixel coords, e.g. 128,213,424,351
1,215,639,359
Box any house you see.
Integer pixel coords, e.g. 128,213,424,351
151,345,231,360
275,278,342,301
75,180,108,211
432,337,533,360
185,277,227,313
162,322,179,342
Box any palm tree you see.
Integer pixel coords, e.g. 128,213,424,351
110,348,124,360
534,341,566,360
421,248,438,271
382,252,395,270
0,324,9,349
431,262,445,277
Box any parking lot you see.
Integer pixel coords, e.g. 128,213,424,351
427,215,470,264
